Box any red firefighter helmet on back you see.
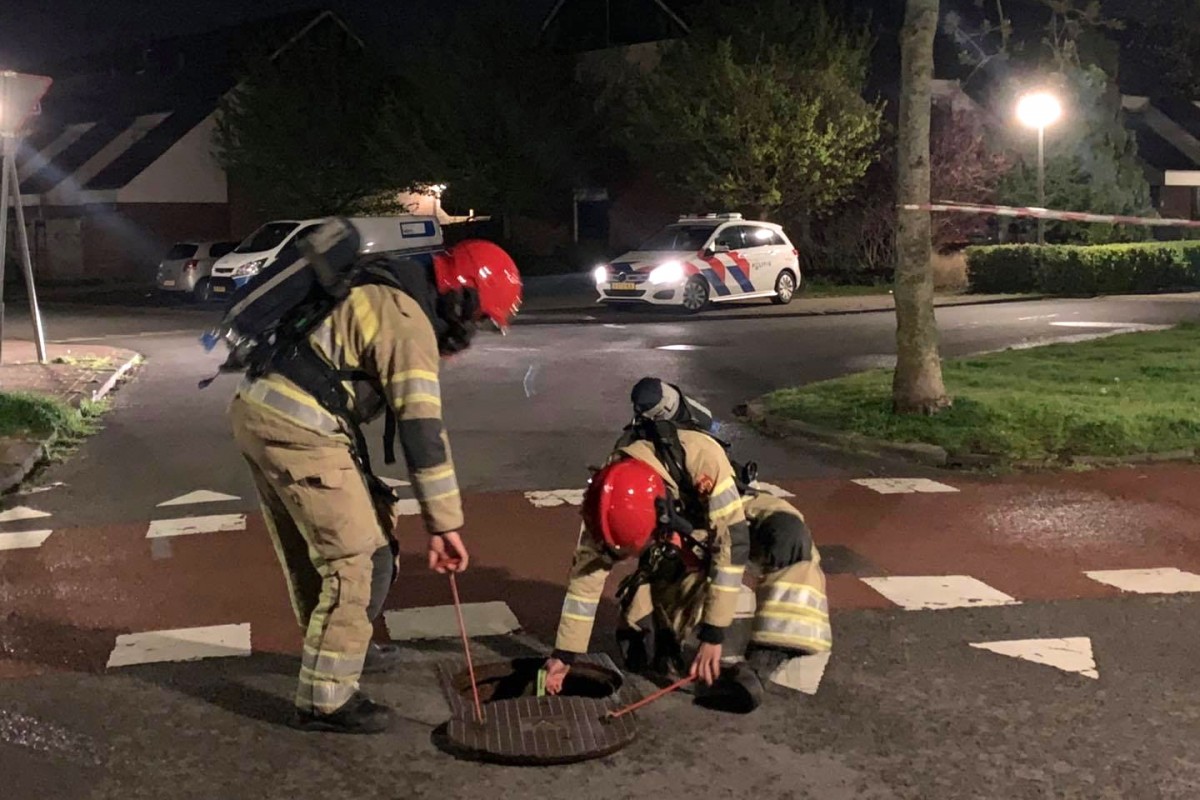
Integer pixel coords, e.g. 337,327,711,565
583,458,667,559
432,239,522,331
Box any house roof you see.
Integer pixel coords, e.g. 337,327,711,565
15,9,355,196
1122,97,1200,176
538,0,696,51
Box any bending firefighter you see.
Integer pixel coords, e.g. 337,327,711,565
543,378,831,710
226,218,521,734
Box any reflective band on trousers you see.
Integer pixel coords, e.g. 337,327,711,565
752,581,832,651
239,378,342,435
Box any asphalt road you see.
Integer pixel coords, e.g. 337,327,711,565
5,292,1199,526
3,293,1200,799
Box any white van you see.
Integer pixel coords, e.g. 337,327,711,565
208,215,443,297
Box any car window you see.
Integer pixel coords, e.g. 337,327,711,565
637,224,719,251
274,224,323,262
164,243,197,260
713,227,745,250
744,226,781,247
234,222,299,253
210,242,238,259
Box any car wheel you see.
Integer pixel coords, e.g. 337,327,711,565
192,278,212,304
681,276,710,313
772,270,797,305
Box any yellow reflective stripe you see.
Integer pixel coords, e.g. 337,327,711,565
562,613,595,622
422,466,456,482
420,488,461,504
348,288,380,342
712,584,743,593
757,606,830,622
566,592,598,603
390,369,439,384
399,393,442,409
710,476,736,498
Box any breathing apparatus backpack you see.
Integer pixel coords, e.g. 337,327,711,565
200,216,444,487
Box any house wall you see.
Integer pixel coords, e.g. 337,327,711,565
42,114,172,205
119,113,228,204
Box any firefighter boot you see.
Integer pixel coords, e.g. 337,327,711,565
290,691,394,734
616,626,651,674
694,662,764,714
746,644,792,683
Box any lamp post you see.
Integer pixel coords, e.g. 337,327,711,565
1016,91,1063,245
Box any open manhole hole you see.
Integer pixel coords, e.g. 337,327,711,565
434,655,638,765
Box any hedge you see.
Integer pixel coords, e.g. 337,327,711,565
965,241,1200,295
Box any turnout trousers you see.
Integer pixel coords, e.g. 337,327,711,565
230,395,399,714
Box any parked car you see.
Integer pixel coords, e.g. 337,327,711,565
208,216,441,298
156,241,239,302
592,213,801,313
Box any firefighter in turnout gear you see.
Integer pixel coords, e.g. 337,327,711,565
228,220,521,734
543,378,831,711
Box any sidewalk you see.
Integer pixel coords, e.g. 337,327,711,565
0,340,141,493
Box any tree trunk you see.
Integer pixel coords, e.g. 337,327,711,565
892,0,950,415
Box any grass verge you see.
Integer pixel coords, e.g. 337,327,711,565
764,324,1200,464
0,392,109,445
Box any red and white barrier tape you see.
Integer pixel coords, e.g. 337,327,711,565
901,201,1200,229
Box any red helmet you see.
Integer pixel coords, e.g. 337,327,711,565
583,458,667,559
433,239,522,331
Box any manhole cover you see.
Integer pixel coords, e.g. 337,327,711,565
434,655,638,765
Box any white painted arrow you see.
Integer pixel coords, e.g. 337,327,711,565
157,490,241,507
769,650,831,695
969,637,1099,679
146,514,247,539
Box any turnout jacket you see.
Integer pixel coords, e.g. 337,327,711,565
235,284,462,535
554,430,751,657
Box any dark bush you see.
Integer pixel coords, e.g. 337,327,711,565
965,242,1200,295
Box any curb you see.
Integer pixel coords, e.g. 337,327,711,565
0,431,58,495
737,400,953,468
0,352,142,493
737,400,1200,473
515,294,1047,326
91,353,143,403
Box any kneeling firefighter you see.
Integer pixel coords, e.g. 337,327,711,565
543,378,831,711
222,218,521,734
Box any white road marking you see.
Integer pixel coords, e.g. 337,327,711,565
970,637,1098,680
106,623,253,668
145,514,247,539
157,490,241,507
380,477,410,488
769,650,831,695
395,499,422,516
1049,321,1171,330
751,481,795,498
1084,567,1200,594
0,506,51,523
524,489,586,508
384,602,521,641
0,530,52,551
1018,314,1059,321
852,478,959,495
861,575,1019,610
656,344,701,351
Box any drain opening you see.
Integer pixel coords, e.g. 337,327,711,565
451,657,622,703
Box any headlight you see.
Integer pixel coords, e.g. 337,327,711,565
235,258,266,277
592,265,609,286
648,261,684,285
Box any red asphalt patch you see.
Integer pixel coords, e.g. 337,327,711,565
3,464,1200,678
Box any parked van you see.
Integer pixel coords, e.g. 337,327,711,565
208,215,442,298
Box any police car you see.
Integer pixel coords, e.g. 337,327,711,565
593,213,801,312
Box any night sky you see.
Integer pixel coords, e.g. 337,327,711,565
0,0,558,70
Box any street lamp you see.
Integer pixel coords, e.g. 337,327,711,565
1016,91,1062,245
